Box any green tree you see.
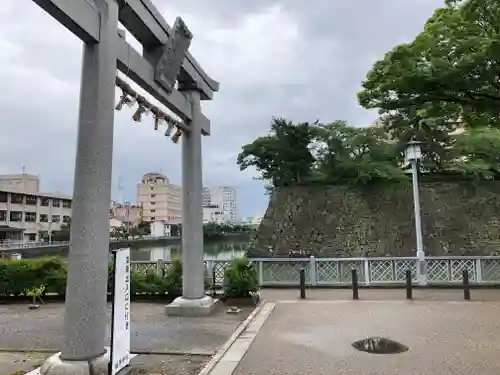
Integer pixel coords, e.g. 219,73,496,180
446,127,500,178
313,121,407,185
237,117,316,187
358,0,500,127
137,220,151,236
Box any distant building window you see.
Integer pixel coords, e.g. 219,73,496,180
25,212,37,222
150,217,155,221
25,195,37,205
151,202,156,205
151,194,156,198
63,200,72,208
0,210,6,221
11,194,23,204
41,198,50,206
10,211,23,221
25,233,36,241
52,215,60,223
52,199,60,207
150,209,156,213
0,192,7,203
63,215,71,223
150,187,155,191
40,214,49,223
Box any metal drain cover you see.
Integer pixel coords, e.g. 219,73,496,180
352,337,408,354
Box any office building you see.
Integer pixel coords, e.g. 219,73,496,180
0,174,72,243
202,186,237,222
202,204,230,224
137,172,182,224
0,190,72,243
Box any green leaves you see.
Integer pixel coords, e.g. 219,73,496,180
237,118,409,188
237,117,316,186
359,0,500,126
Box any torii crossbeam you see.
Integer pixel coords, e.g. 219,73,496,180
27,1,219,373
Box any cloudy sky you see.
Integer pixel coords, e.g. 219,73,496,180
0,0,443,217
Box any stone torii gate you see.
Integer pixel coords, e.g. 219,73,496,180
29,0,219,374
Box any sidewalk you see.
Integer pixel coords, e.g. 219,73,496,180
208,290,500,375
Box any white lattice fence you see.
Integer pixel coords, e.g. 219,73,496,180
427,258,476,283
262,260,310,284
481,259,500,282
368,259,417,283
131,261,158,274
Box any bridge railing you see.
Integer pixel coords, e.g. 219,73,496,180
131,256,500,286
0,235,179,250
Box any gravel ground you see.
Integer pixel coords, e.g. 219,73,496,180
0,302,253,354
0,352,210,375
0,352,46,375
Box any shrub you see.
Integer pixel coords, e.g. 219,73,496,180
0,257,184,299
223,257,259,298
164,257,183,297
0,257,66,297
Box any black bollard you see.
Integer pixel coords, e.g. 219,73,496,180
212,267,217,298
299,268,306,299
463,269,471,301
406,269,413,300
351,269,359,300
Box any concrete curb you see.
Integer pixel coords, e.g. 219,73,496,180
197,301,270,375
277,299,495,304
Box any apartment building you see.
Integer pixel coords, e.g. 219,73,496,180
137,172,182,224
202,186,238,222
0,189,72,242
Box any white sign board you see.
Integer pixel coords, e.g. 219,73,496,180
111,248,131,375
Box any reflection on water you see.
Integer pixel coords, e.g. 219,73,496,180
131,240,249,261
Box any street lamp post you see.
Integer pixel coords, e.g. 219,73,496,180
405,141,427,286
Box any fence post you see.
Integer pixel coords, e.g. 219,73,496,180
363,259,370,285
475,259,483,283
351,269,359,300
258,261,264,286
206,260,214,292
463,269,471,301
406,269,413,300
212,266,217,298
156,259,164,277
299,268,306,299
309,256,317,285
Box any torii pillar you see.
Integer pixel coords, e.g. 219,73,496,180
165,88,216,315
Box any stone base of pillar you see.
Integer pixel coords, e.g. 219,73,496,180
39,348,110,375
166,296,218,316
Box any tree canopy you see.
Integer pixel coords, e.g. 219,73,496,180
237,118,409,188
358,0,500,127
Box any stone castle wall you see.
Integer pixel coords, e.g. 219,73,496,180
254,182,500,257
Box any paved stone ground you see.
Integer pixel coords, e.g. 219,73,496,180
0,352,209,375
0,302,253,354
261,287,500,301
232,300,500,375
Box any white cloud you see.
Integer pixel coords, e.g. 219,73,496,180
0,0,444,216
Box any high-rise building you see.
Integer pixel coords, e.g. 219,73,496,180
137,172,182,224
202,186,237,222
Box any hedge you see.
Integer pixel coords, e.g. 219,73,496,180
0,257,182,298
0,256,260,300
